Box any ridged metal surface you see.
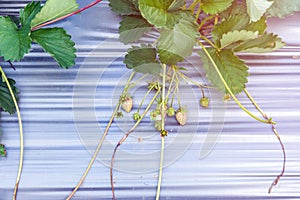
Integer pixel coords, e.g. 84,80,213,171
1,1,300,199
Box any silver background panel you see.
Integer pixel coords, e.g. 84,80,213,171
0,1,300,199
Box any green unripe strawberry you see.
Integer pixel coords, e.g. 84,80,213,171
200,97,210,108
133,112,141,121
150,109,161,121
154,121,162,131
167,107,175,117
223,94,231,102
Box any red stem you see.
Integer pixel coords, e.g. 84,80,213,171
31,0,102,31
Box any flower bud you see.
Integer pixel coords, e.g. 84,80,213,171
167,107,175,117
160,130,168,137
133,112,141,121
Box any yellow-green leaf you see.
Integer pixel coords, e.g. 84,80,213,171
234,33,285,53
139,0,187,28
31,0,79,27
201,0,234,14
158,18,199,65
220,30,258,49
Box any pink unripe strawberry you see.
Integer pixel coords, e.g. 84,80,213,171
175,108,187,126
121,97,133,113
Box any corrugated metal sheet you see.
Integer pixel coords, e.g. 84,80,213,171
1,0,300,199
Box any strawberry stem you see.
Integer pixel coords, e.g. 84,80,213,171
31,0,102,31
110,88,161,199
155,64,167,200
66,71,135,200
243,88,286,193
0,67,24,200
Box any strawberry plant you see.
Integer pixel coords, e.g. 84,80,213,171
1,0,300,199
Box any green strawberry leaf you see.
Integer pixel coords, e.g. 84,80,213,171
119,16,152,44
20,1,42,26
158,18,199,65
267,0,300,18
109,0,140,15
246,0,273,22
212,14,267,46
0,75,19,114
0,144,6,157
31,0,79,27
199,48,248,94
167,0,185,12
139,0,188,28
245,16,267,35
124,44,161,75
220,30,258,49
212,14,250,45
31,28,76,69
0,17,31,62
201,0,234,14
234,33,285,53
220,1,247,19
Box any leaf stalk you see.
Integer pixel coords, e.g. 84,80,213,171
31,0,102,31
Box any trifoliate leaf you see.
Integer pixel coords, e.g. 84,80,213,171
212,13,267,47
267,0,300,18
31,28,76,69
20,1,42,26
119,16,152,44
0,76,19,114
0,144,6,157
31,0,79,27
234,33,285,53
220,30,258,49
246,0,273,22
109,0,140,15
212,14,250,44
0,17,31,62
139,0,188,28
201,0,234,14
158,18,199,65
199,48,248,94
124,44,161,75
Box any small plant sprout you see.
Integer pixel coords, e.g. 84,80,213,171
0,144,6,157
